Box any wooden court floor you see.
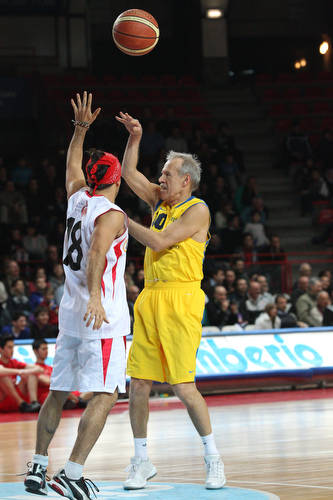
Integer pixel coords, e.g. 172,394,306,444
1,390,333,500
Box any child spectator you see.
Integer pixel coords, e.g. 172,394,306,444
2,312,30,340
30,307,58,339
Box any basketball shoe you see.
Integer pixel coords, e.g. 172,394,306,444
123,457,157,489
204,455,226,489
24,462,48,496
48,468,99,499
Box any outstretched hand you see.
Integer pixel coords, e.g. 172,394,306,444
115,111,142,138
71,91,101,127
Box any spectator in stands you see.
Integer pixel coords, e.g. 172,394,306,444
229,278,248,305
127,285,140,332
285,120,312,165
296,278,322,326
134,268,145,290
261,234,286,262
40,287,59,326
29,276,49,312
220,153,241,192
214,200,235,230
44,244,60,276
244,211,269,248
255,303,281,330
32,338,52,405
46,186,67,226
209,267,225,288
257,274,274,303
310,291,331,327
291,276,309,307
0,334,42,413
220,214,243,256
11,157,33,188
224,269,236,294
49,263,65,292
241,197,268,225
319,274,332,295
239,176,260,210
237,233,259,271
7,228,29,263
210,176,231,213
3,259,21,294
23,225,48,260
300,168,329,216
275,295,306,328
7,278,31,318
30,307,57,339
165,126,188,153
293,263,312,291
240,280,269,324
205,286,232,328
1,312,30,340
231,258,248,280
0,180,28,224
205,232,222,256
25,179,43,222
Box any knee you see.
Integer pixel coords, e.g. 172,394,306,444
130,378,152,400
172,383,198,404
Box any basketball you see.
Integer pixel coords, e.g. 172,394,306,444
112,9,159,56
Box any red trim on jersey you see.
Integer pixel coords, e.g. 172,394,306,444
101,257,107,297
123,335,127,350
101,338,113,384
85,190,104,198
111,237,126,299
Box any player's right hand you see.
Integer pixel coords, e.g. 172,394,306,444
71,91,101,127
115,111,142,138
84,297,110,330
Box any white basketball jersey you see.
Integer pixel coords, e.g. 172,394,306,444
59,188,130,339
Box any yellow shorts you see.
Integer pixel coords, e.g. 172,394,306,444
127,281,205,385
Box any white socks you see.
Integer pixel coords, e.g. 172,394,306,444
134,438,148,460
65,460,83,480
201,433,219,456
33,454,48,468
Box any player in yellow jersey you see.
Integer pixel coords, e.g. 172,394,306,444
116,112,226,491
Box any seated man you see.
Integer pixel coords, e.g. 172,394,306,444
2,312,31,340
33,338,91,408
33,338,52,405
0,334,42,412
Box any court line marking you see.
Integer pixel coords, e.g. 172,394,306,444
157,476,333,491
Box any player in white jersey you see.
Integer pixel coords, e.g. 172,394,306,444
25,91,130,500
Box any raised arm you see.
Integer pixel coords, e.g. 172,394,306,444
128,202,210,252
115,112,160,209
84,210,125,330
66,91,101,200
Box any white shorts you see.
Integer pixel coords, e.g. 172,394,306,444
50,332,127,393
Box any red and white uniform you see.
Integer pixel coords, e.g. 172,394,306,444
51,188,130,394
59,188,130,339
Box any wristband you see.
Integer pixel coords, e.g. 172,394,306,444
72,119,90,129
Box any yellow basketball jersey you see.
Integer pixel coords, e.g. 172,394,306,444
144,196,209,284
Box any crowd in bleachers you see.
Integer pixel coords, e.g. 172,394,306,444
1,72,333,342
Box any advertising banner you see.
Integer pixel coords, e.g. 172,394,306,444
13,330,333,380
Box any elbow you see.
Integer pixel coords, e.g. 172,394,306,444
150,237,166,252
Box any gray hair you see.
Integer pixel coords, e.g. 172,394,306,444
308,278,321,288
166,150,202,191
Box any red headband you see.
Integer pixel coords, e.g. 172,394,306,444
86,152,121,191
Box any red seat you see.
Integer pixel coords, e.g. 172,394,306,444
312,101,331,114
277,73,295,82
269,103,287,116
262,88,280,101
305,87,323,98
291,102,309,114
284,87,301,99
160,74,178,85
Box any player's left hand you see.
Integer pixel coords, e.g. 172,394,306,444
84,297,109,330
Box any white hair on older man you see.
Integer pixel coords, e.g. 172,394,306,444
166,150,202,191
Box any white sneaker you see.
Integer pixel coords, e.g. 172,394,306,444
123,457,157,490
204,454,226,489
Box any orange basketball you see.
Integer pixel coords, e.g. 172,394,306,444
112,9,159,56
